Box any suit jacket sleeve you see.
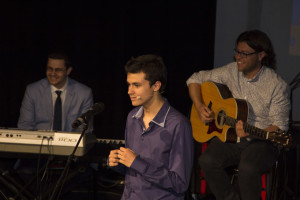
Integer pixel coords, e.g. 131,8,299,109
72,86,94,132
18,86,36,129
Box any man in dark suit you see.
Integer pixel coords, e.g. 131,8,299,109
18,52,93,132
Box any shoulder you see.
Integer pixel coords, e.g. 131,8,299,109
166,106,191,127
213,62,236,69
219,62,237,72
259,67,290,97
212,62,238,76
262,67,289,87
26,78,49,90
68,78,92,92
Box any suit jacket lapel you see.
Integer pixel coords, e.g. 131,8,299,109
41,79,53,120
64,78,75,129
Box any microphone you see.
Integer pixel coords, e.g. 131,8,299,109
72,102,105,128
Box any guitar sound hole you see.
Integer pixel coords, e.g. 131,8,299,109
217,110,226,127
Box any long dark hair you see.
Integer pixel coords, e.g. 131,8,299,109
236,30,276,69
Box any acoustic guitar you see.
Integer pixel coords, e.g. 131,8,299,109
190,81,292,148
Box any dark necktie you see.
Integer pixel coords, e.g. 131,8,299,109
53,90,62,131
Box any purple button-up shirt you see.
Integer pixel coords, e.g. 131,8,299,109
112,99,194,200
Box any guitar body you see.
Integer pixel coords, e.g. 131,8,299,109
190,81,249,143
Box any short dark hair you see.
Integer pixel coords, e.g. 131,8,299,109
236,30,276,69
125,54,167,93
48,53,72,69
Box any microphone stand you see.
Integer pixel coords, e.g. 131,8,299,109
49,123,88,200
13,160,51,200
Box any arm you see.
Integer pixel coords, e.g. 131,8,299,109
188,83,213,123
269,82,290,131
108,126,128,175
186,64,232,123
236,80,290,137
82,88,94,112
17,87,35,129
85,89,94,132
74,87,94,132
127,120,194,194
108,149,127,174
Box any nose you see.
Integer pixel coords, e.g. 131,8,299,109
235,53,242,60
51,70,56,75
47,69,56,75
128,85,133,95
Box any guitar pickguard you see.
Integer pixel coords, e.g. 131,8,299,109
207,119,223,135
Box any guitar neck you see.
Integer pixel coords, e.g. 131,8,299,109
225,116,268,139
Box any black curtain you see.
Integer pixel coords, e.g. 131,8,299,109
0,1,216,139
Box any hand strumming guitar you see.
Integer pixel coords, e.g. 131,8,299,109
196,103,214,124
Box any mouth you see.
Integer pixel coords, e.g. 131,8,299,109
130,96,141,101
48,79,60,86
49,78,58,82
236,59,243,64
236,60,245,68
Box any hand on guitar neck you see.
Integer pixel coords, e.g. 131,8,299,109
190,81,292,148
236,120,250,138
197,104,250,138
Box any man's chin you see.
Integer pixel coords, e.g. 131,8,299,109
237,64,244,72
48,81,61,88
49,81,58,86
131,101,140,107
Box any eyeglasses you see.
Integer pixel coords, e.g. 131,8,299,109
46,67,66,73
234,49,258,58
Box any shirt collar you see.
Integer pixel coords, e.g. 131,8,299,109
243,66,265,82
132,98,171,128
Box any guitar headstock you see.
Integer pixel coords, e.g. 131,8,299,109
268,130,292,149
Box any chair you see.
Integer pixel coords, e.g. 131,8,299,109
197,142,281,200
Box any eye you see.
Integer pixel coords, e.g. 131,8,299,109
55,68,65,72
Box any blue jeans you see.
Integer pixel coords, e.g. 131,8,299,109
199,138,279,200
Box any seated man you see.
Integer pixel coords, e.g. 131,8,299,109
187,30,290,200
18,52,93,132
16,52,94,198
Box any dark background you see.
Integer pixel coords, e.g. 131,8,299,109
0,1,216,139
0,1,299,199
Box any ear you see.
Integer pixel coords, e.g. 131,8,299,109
258,51,266,62
152,81,161,92
67,66,73,75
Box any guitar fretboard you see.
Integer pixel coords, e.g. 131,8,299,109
223,115,269,139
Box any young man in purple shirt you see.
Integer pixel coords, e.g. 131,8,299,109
108,54,194,200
